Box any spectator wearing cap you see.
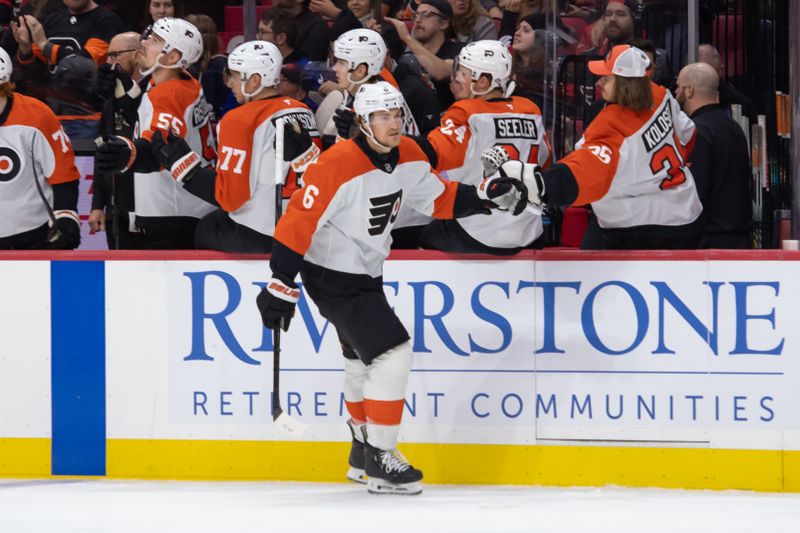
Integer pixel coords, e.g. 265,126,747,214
510,14,547,107
385,0,463,110
448,0,496,44
272,0,329,62
259,7,309,68
676,62,751,249
535,44,703,250
279,64,319,112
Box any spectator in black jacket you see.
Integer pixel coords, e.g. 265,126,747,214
676,62,751,249
697,43,757,128
273,0,329,61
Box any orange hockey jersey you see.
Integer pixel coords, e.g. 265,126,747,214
214,96,320,236
0,93,80,238
560,83,702,229
426,96,551,248
134,76,217,220
274,136,459,278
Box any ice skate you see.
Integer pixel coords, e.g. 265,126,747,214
346,419,368,484
364,443,423,495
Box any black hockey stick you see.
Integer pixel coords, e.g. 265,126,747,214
30,134,62,244
271,116,307,436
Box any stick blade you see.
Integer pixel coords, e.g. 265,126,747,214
273,409,308,436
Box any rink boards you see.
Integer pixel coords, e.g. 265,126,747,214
2,249,800,491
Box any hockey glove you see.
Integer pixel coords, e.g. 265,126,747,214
150,130,201,183
46,210,81,250
281,118,320,173
97,63,141,103
480,145,511,177
256,273,300,332
94,135,136,175
498,160,545,215
333,107,356,139
476,172,529,216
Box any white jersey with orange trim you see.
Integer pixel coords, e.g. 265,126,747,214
0,93,80,238
561,83,702,229
215,96,320,236
426,96,551,248
134,76,217,219
275,136,460,278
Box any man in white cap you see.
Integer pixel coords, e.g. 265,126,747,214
518,44,703,250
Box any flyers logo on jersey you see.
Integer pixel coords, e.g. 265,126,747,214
367,190,402,236
0,147,22,182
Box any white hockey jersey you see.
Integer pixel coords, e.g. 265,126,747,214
562,83,702,229
215,96,320,236
427,96,551,248
134,76,217,219
275,137,460,278
0,93,80,238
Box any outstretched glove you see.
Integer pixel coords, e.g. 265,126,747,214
150,130,201,182
46,211,81,250
281,118,319,173
94,135,136,175
476,169,529,216
496,160,545,215
256,273,300,332
333,107,356,139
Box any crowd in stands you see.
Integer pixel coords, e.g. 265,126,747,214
0,0,757,252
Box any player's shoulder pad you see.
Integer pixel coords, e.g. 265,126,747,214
509,95,542,115
10,93,59,129
398,136,430,164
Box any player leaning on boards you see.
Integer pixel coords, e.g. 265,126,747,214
256,82,528,495
94,18,217,249
415,40,551,255
0,48,82,250
522,45,703,250
148,40,321,253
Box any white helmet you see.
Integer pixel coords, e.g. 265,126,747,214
333,29,387,79
456,40,513,95
145,17,203,72
353,81,404,149
228,40,282,93
0,48,12,83
354,81,404,122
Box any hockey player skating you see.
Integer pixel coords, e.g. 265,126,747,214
255,81,528,495
0,48,82,250
148,40,320,253
418,39,551,254
521,45,702,250
94,17,217,249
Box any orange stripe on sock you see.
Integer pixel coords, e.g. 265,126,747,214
345,401,366,422
364,399,405,425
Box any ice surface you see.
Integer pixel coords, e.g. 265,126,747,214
0,479,798,533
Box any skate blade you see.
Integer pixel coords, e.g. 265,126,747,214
346,467,368,484
367,478,422,495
